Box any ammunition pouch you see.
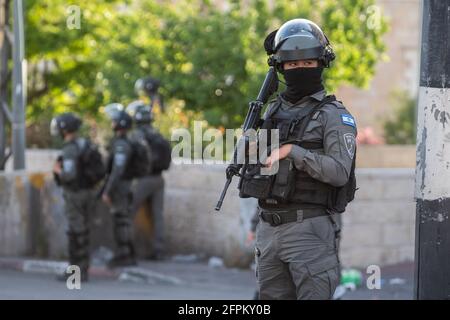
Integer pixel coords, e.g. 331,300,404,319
271,158,296,200
239,158,295,202
239,164,274,199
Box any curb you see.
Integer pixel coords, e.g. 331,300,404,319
0,257,183,285
119,267,184,285
0,257,24,272
0,257,119,279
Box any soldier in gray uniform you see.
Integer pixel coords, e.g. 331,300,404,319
242,19,357,300
102,109,137,267
51,113,104,282
126,101,171,260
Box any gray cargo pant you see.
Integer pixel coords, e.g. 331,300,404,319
63,189,96,234
109,180,134,257
255,210,340,300
62,189,96,273
130,174,165,253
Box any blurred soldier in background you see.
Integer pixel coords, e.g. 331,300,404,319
51,113,105,281
134,77,164,112
102,105,149,267
127,100,172,260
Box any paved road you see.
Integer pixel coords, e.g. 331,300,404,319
0,259,413,300
0,260,257,300
342,262,414,300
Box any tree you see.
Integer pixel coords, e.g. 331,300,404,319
25,0,166,118
383,91,417,144
24,0,388,146
159,0,388,126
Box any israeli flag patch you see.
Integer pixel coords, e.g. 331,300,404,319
341,114,356,127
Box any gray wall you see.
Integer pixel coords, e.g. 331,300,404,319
340,168,415,267
163,165,416,268
0,157,415,268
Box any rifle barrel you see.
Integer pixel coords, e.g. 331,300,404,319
215,178,232,211
214,66,277,212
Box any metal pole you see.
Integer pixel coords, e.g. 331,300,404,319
414,0,450,300
0,0,9,170
11,0,25,170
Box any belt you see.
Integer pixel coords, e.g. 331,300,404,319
260,208,327,227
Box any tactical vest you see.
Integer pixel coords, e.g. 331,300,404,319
61,138,105,191
138,126,172,174
239,95,352,212
107,136,151,180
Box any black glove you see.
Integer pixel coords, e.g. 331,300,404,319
53,172,61,186
226,164,241,179
53,156,63,186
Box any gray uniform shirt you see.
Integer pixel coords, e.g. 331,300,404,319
129,125,154,174
59,137,87,187
104,136,133,195
265,90,357,187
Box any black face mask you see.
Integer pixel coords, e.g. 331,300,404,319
281,67,324,103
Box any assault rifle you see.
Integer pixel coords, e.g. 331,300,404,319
215,65,278,211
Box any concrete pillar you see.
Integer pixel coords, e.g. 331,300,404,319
414,0,450,300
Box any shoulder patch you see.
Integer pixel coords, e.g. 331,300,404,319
114,153,126,167
341,114,356,127
343,133,356,159
63,159,75,173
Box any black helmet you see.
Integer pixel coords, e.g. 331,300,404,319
50,112,82,137
126,100,152,124
111,110,132,131
134,77,160,97
270,18,335,69
103,103,132,131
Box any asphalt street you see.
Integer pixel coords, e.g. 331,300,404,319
0,260,256,300
0,259,413,300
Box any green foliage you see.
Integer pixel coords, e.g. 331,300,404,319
26,0,165,119
383,91,417,145
25,0,388,143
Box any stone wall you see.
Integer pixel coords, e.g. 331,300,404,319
0,162,416,269
356,145,416,168
4,144,417,173
339,168,415,267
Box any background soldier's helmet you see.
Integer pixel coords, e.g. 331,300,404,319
126,100,152,124
267,18,335,69
111,110,132,131
50,112,82,136
104,103,132,131
134,77,160,97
